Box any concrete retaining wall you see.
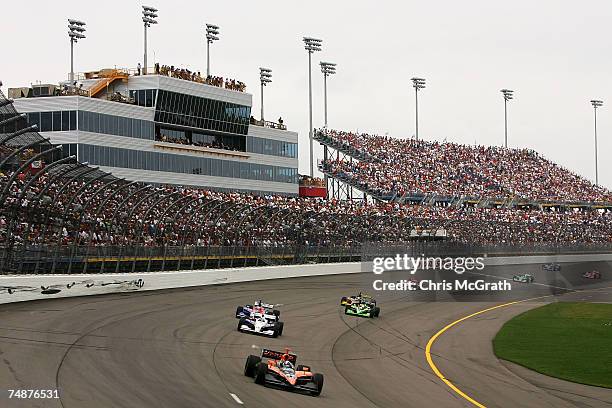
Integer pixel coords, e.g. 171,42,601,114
2,253,611,305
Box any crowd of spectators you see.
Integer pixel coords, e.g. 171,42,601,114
2,88,612,268
317,129,612,203
299,175,326,188
153,63,246,92
1,153,611,254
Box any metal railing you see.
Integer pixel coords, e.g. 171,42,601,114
1,245,362,274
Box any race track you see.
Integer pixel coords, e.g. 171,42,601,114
1,269,611,408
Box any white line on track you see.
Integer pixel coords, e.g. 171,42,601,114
230,393,243,405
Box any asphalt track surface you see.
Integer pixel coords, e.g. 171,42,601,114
0,268,611,408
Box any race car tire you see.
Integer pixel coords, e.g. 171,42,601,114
340,296,347,305
374,307,380,318
236,306,243,317
275,322,284,336
237,317,249,332
272,309,281,318
311,373,324,396
254,361,267,385
244,355,261,377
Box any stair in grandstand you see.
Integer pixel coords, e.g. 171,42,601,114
318,166,392,202
86,69,129,97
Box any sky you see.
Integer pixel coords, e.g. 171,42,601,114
2,0,611,190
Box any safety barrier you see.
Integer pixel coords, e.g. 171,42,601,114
2,252,611,305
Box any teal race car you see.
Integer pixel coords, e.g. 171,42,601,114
344,298,380,318
512,273,534,283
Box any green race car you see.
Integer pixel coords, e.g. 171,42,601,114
512,273,534,283
344,299,380,318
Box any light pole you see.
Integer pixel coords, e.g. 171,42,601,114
320,61,336,198
411,77,426,140
68,19,86,84
320,62,336,128
142,6,158,75
259,68,272,122
206,24,220,77
591,99,603,186
303,36,322,177
501,89,514,148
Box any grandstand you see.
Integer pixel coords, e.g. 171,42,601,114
316,129,612,208
2,86,612,274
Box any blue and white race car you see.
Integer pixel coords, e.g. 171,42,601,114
542,263,561,272
236,300,280,321
237,310,284,338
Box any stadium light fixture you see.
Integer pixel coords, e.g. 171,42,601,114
320,62,336,129
142,6,158,75
303,36,323,177
500,89,514,148
411,77,426,140
206,24,220,77
68,19,86,84
259,68,272,122
591,99,603,185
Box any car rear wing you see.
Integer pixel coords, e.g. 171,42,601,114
261,349,297,364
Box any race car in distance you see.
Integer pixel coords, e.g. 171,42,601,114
582,270,602,279
340,292,376,306
236,300,280,321
513,273,534,283
244,349,324,396
237,310,284,337
542,263,561,271
344,297,380,318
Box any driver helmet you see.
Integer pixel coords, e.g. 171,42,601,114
280,354,293,368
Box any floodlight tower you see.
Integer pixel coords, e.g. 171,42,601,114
320,61,336,198
142,6,158,75
206,24,220,77
501,89,514,148
320,62,336,128
259,68,272,121
591,99,603,185
411,77,426,140
303,36,322,177
68,19,86,83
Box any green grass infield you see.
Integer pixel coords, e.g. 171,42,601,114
493,302,612,388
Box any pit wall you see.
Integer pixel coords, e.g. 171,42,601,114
2,253,611,305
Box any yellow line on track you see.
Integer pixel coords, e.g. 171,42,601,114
425,301,523,408
425,285,612,407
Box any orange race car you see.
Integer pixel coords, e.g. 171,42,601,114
244,349,324,396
